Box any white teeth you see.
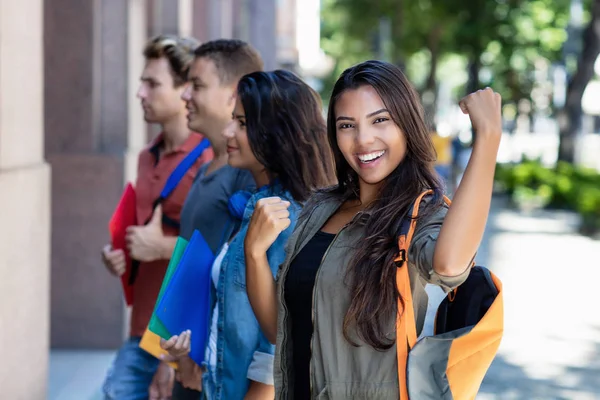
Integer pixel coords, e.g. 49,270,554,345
357,150,385,162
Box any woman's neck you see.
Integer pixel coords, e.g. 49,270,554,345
357,179,381,208
251,168,271,189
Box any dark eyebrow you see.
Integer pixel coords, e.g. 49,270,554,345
336,108,389,122
366,108,389,118
234,113,246,119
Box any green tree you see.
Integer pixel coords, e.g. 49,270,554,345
320,0,576,130
558,0,600,162
320,0,462,113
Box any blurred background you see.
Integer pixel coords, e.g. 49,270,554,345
1,0,599,399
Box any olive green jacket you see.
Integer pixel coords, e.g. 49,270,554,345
273,193,470,399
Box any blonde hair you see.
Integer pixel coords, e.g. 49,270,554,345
143,34,200,87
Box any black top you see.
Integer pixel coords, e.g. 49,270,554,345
284,230,336,399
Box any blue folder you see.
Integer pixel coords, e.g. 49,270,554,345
156,229,215,365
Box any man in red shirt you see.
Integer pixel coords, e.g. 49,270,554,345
101,35,213,400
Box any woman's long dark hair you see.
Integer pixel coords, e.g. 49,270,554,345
237,70,336,202
326,60,444,349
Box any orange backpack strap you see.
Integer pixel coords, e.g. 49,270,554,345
394,190,451,400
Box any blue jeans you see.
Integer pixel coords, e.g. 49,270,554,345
172,381,202,400
102,337,161,400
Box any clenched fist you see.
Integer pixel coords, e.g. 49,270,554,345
244,197,291,258
459,88,502,146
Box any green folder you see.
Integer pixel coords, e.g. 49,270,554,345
147,236,189,339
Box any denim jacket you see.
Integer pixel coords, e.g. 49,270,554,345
203,182,301,400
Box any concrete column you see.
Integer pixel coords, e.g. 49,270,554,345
191,0,274,62
204,0,225,39
220,0,234,39
192,0,247,43
249,0,277,69
179,0,193,38
148,0,194,38
192,0,210,43
128,0,149,182
232,0,248,40
46,0,146,349
148,0,180,36
276,0,299,70
146,0,195,142
0,0,50,398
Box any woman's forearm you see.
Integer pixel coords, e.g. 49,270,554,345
245,250,279,344
244,380,274,400
433,138,500,276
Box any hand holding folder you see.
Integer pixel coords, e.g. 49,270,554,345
155,230,215,366
147,237,190,338
139,238,189,368
108,183,137,306
139,328,178,369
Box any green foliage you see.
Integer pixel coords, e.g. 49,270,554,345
495,159,600,234
479,0,571,103
319,0,378,100
320,0,576,105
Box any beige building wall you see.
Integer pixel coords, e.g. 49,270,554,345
0,0,51,398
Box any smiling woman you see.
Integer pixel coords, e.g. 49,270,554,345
245,60,503,399
227,70,336,199
325,61,445,350
335,87,408,188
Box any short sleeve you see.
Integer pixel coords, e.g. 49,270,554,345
407,200,471,292
247,350,274,385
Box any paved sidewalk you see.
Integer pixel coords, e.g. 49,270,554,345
48,350,113,400
476,197,600,400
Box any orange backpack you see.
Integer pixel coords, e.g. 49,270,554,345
394,190,503,400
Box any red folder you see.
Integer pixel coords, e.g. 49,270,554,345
109,183,137,305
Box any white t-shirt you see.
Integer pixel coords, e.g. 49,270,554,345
205,243,229,372
203,242,274,386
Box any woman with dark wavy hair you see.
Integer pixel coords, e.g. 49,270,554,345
245,60,502,399
163,69,335,400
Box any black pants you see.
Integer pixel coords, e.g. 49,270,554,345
172,381,202,400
